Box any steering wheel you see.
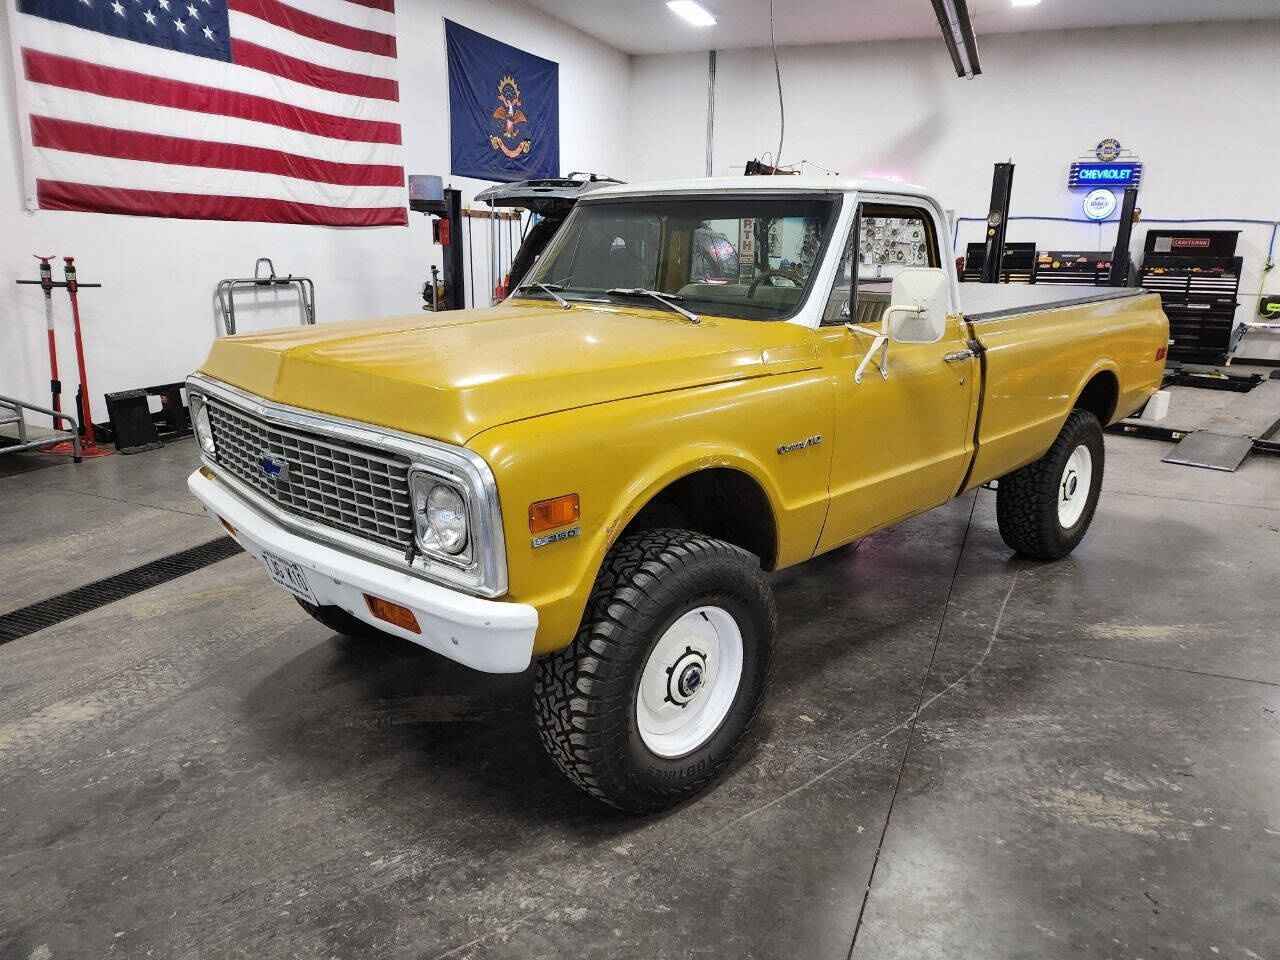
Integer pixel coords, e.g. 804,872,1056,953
747,269,804,298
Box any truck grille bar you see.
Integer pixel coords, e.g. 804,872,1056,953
204,399,415,551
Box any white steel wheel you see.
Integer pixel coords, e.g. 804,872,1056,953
636,605,744,759
1058,443,1093,528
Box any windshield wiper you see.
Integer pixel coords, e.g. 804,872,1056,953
513,281,572,310
605,288,700,324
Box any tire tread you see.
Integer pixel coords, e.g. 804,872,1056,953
534,528,776,812
996,409,1104,560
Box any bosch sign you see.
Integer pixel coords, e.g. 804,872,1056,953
1069,161,1143,189
1082,189,1118,221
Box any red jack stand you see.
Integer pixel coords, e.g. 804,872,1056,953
60,257,113,459
33,254,64,426
16,257,112,458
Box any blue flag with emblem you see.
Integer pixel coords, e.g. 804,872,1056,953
445,19,559,182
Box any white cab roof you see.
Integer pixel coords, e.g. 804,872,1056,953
584,175,928,199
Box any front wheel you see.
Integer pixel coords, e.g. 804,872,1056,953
534,529,776,813
295,597,394,642
996,409,1105,560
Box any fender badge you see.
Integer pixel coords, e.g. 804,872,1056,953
532,525,581,549
777,435,822,455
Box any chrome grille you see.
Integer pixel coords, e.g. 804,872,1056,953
205,399,414,550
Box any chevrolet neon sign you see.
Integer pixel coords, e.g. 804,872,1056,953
1069,161,1143,189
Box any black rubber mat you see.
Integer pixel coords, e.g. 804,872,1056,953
0,536,244,644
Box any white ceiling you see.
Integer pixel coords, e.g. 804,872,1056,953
524,0,1280,55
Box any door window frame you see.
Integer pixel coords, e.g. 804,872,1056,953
822,198,948,326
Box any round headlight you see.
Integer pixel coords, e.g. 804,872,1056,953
425,483,468,555
193,400,216,456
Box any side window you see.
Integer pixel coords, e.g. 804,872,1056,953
822,203,940,325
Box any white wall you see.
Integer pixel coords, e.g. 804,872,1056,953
629,20,1280,344
0,0,630,418
5,14,1278,421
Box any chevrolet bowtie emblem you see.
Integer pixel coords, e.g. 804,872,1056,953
258,455,290,482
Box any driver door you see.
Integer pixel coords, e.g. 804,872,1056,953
815,201,980,552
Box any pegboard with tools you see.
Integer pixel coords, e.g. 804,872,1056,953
858,216,930,277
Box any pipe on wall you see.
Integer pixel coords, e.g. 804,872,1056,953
706,50,716,178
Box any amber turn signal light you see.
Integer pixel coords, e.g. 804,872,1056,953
529,493,580,533
363,594,421,634
217,516,237,538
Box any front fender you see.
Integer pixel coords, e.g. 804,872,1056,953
467,370,834,654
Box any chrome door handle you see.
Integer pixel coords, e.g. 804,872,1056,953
942,349,974,363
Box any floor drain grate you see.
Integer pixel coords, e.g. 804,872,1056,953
0,536,244,645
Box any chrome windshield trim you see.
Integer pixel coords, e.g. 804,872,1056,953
185,373,509,598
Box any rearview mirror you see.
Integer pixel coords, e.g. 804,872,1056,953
887,267,949,344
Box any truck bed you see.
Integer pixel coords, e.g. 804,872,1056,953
958,286,1168,491
960,284,1146,323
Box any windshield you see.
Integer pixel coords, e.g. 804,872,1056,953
516,194,839,321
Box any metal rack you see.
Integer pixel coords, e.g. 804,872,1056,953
216,258,315,336
0,394,81,462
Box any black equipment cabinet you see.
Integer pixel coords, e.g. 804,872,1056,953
1140,230,1242,363
962,242,1037,283
1035,251,1133,286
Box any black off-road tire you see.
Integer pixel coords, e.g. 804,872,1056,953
295,597,392,641
534,529,776,813
996,409,1105,561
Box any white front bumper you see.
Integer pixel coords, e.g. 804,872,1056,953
188,469,538,673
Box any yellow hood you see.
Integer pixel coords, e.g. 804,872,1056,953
199,302,819,445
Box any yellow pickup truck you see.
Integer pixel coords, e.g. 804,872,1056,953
186,176,1168,811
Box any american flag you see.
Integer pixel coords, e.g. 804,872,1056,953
8,0,407,225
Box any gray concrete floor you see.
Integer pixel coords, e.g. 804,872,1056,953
2,436,1279,959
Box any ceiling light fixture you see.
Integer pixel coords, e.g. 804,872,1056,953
929,0,982,78
666,1,716,27
1011,0,1042,7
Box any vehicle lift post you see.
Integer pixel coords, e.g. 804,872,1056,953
979,161,1015,284
1108,185,1140,286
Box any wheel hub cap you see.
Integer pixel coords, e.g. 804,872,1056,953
636,606,745,758
670,652,706,704
1058,444,1093,528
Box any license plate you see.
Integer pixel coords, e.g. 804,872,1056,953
261,551,317,604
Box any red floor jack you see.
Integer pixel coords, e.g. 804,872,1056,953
16,255,112,458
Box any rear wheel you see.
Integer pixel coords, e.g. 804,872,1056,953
534,529,776,813
996,409,1105,560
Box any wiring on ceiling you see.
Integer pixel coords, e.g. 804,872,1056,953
769,0,784,171
791,159,840,176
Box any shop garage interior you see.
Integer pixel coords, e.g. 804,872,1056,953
2,0,1280,957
